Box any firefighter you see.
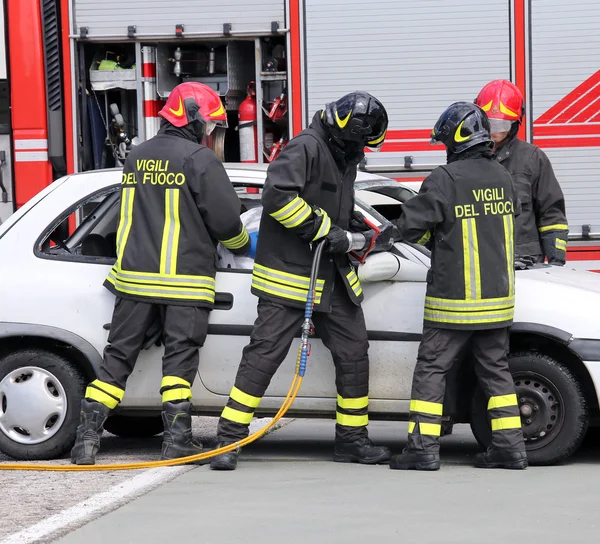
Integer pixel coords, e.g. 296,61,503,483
209,91,393,471
389,102,528,471
71,82,251,465
475,79,568,265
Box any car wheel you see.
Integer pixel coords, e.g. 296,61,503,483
0,349,86,460
469,352,588,466
104,415,164,438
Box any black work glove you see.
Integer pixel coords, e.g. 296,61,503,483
324,224,374,254
349,210,372,232
541,231,567,266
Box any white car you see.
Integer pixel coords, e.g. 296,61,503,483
0,164,599,467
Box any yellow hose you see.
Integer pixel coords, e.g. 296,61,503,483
0,374,303,472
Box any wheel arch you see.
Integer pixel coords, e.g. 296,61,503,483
0,323,101,382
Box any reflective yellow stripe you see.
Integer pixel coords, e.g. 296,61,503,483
162,387,192,403
491,416,522,431
270,196,313,228
346,269,362,297
253,263,325,290
556,239,567,251
110,267,215,289
221,406,254,425
285,203,312,228
312,211,331,241
337,395,369,410
367,129,386,146
336,413,369,427
116,187,135,262
424,295,514,312
160,189,181,276
408,421,416,433
503,214,515,296
270,196,304,220
424,308,514,324
410,399,443,416
86,386,120,409
420,423,442,436
90,380,125,400
221,227,250,250
462,218,481,300
539,223,568,233
161,376,191,389
417,230,431,246
488,394,518,410
251,277,323,304
106,274,216,302
230,386,262,409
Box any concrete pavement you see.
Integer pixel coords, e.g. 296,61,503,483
52,419,600,544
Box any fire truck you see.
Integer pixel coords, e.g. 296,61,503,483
1,0,599,269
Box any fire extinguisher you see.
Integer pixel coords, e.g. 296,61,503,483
237,82,258,163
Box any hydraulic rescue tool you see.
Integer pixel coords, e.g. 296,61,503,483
0,241,327,472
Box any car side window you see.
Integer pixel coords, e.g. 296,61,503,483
36,186,120,263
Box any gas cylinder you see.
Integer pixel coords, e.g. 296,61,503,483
238,82,258,163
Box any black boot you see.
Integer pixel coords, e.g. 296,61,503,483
161,401,206,463
70,399,111,465
333,437,391,464
473,449,528,469
389,448,440,471
209,441,239,471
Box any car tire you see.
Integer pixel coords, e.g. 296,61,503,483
104,415,164,438
469,352,588,466
0,349,86,460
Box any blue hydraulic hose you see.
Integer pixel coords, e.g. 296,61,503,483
297,240,326,377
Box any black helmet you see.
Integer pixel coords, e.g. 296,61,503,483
430,102,493,155
323,91,388,149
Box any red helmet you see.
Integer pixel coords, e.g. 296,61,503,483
159,82,228,134
475,79,524,134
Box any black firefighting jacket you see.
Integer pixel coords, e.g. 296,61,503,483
396,147,519,330
104,125,250,307
251,113,364,311
496,137,568,264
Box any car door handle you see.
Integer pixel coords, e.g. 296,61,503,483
103,323,111,330
214,292,234,310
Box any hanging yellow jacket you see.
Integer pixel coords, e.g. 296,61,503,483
104,126,250,307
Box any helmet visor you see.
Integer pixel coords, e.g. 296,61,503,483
488,118,513,134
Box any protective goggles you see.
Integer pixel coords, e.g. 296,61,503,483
488,118,514,134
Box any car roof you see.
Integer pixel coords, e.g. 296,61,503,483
66,164,414,192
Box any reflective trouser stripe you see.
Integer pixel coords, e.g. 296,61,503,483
556,239,567,251
161,376,191,388
222,406,254,425
220,227,250,250
337,395,368,410
410,399,443,416
86,379,125,410
491,416,522,431
539,223,568,233
488,394,518,410
462,217,481,300
230,386,262,409
408,421,441,436
312,210,331,241
116,187,135,261
160,189,181,275
336,413,368,427
503,214,515,296
162,387,192,403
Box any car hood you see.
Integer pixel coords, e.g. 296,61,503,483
515,264,600,339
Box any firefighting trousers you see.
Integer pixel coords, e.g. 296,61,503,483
84,297,210,409
217,282,370,444
407,326,525,454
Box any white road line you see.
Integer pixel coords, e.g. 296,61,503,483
0,466,191,544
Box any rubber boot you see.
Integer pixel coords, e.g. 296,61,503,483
160,401,207,464
389,448,440,471
70,399,111,465
333,437,391,464
210,442,239,471
473,449,528,470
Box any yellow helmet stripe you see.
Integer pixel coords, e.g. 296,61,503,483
480,100,493,112
367,129,386,146
335,110,352,128
499,101,520,118
209,103,226,118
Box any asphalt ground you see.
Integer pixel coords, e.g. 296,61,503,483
2,418,600,543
